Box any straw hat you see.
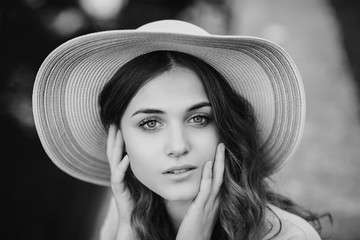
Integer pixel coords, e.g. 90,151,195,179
32,20,305,186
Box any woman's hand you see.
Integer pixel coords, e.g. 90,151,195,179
100,125,137,240
176,143,225,240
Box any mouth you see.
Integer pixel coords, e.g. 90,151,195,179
163,165,197,174
166,168,196,174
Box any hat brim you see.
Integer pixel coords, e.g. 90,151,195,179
33,25,305,186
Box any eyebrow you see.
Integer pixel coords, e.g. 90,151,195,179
131,101,211,117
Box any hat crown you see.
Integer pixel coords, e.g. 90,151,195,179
137,20,210,36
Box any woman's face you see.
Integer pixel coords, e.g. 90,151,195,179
120,66,219,201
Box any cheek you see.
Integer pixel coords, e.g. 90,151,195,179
121,129,161,180
192,127,219,161
122,126,156,158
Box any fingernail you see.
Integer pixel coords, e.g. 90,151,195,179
219,143,224,150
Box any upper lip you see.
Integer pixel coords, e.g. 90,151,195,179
163,164,197,174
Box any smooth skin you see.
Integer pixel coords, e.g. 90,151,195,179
121,67,219,203
100,67,225,240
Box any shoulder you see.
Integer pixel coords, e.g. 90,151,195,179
262,204,321,240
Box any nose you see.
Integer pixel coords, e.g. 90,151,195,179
165,125,190,158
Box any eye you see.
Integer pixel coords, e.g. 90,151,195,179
188,114,210,126
193,116,205,123
138,118,163,132
145,120,157,128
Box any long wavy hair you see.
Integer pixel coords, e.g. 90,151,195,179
99,51,328,240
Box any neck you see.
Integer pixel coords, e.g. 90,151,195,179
164,199,192,231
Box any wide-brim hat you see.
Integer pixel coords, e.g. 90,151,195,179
32,19,305,186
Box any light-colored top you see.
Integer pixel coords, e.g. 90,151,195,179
263,204,321,240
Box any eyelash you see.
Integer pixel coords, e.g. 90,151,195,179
137,114,211,132
138,118,162,132
188,113,211,126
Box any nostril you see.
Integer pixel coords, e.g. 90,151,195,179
168,147,190,158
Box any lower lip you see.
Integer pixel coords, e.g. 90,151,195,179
164,168,196,181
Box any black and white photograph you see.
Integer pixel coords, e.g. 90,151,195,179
2,0,359,239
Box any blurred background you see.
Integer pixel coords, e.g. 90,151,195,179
2,0,360,239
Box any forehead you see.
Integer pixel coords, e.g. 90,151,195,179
127,66,209,110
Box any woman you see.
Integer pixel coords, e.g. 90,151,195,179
32,20,328,239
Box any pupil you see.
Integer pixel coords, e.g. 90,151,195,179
147,121,156,128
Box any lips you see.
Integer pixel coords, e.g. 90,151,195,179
163,165,197,174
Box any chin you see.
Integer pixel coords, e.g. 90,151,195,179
159,187,198,202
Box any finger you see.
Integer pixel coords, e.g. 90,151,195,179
111,155,130,192
112,130,124,165
106,124,117,159
193,161,213,206
118,154,130,175
108,130,124,172
211,143,225,194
